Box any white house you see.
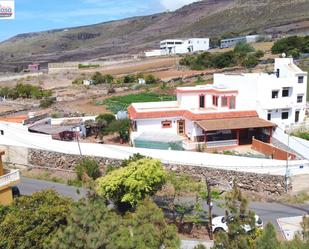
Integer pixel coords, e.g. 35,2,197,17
128,58,307,150
160,38,210,55
145,38,210,57
214,58,308,129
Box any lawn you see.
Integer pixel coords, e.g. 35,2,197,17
97,92,176,113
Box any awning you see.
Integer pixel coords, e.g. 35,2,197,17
196,117,276,132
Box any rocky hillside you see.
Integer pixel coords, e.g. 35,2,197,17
0,0,309,72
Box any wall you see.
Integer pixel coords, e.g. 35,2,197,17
0,187,13,206
1,121,309,176
252,138,296,160
136,117,181,134
26,149,287,196
0,72,43,82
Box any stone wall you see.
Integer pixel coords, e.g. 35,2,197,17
165,164,287,196
28,149,287,196
28,149,123,171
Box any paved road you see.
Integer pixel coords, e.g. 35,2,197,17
18,177,309,233
18,177,87,200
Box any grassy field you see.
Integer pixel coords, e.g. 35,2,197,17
98,92,176,113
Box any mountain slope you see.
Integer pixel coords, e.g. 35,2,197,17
0,0,309,72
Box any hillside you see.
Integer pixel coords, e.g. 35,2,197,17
0,0,309,72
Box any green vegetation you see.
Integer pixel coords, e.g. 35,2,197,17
96,158,166,210
39,97,55,108
107,118,130,142
291,127,309,141
92,72,114,85
180,43,262,70
78,63,100,69
0,83,52,100
75,158,101,182
99,92,175,113
0,190,72,249
45,197,180,249
271,36,309,57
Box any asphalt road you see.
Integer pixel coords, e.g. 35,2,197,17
18,177,87,200
18,177,309,232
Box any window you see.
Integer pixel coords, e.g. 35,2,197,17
267,112,272,121
297,95,303,103
281,111,289,120
298,76,304,83
221,96,228,107
229,96,236,109
212,96,218,106
272,90,279,99
295,111,300,123
199,95,205,108
0,130,3,135
161,120,172,128
282,88,290,97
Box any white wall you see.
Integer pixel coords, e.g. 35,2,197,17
136,117,180,134
0,121,308,176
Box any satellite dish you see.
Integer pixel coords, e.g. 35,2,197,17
282,53,286,58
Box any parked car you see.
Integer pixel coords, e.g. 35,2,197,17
212,214,263,233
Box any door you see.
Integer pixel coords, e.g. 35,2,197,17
295,111,300,123
177,120,185,135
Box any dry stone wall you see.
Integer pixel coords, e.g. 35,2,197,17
28,149,287,196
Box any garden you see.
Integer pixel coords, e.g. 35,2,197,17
97,92,176,113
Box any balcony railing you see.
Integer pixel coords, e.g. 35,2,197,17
0,170,20,188
206,139,238,148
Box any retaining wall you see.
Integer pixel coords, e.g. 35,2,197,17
28,149,287,196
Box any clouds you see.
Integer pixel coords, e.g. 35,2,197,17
159,0,198,11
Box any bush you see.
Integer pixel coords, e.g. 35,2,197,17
255,50,265,58
75,158,101,182
287,48,301,58
242,54,259,68
234,42,255,54
96,113,116,125
39,97,55,108
107,119,130,141
212,51,237,68
145,74,157,84
92,72,114,85
272,36,309,54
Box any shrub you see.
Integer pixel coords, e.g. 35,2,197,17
212,51,236,68
96,113,116,125
145,74,157,84
234,42,255,54
75,158,101,182
255,50,265,58
242,54,259,68
39,97,55,108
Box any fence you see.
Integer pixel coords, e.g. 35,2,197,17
252,138,296,160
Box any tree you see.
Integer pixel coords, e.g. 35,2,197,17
256,223,281,249
145,74,157,84
107,118,130,142
92,72,104,85
75,157,101,182
96,113,116,125
0,190,72,249
213,182,257,249
96,158,166,211
46,197,180,249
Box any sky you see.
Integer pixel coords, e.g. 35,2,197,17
0,0,197,41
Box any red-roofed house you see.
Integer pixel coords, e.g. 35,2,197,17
128,84,276,150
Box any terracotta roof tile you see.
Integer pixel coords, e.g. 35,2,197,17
128,105,258,121
0,115,28,124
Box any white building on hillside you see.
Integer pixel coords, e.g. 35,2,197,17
128,58,307,150
145,38,210,57
214,58,308,129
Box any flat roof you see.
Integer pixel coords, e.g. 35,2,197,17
196,117,276,132
176,85,238,94
28,124,75,135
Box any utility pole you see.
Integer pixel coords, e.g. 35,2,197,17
206,177,214,240
285,133,290,193
76,132,82,157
